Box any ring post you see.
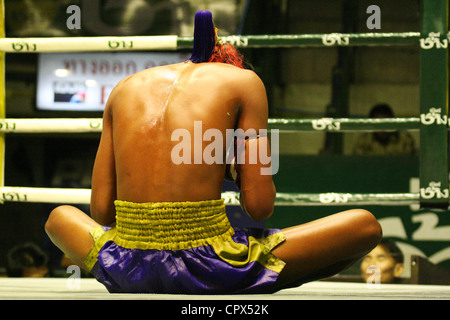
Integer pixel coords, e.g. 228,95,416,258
419,0,449,209
0,0,5,191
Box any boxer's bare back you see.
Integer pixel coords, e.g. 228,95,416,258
90,61,276,225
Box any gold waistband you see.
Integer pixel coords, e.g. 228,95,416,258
114,199,234,250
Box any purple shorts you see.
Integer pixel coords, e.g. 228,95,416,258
84,199,285,294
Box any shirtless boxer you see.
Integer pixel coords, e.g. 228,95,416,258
45,11,381,293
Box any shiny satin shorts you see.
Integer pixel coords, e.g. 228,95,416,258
84,199,286,294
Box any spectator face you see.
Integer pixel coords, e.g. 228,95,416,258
361,245,404,283
22,265,49,277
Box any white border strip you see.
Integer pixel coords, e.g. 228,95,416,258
0,36,178,52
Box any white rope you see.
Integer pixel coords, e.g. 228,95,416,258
0,33,426,53
0,117,428,133
0,36,178,53
0,118,102,133
0,187,239,205
0,187,91,204
0,187,420,206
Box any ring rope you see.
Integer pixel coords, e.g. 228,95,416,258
0,36,178,52
0,117,421,206
0,118,103,133
0,117,424,133
0,187,419,206
0,32,431,53
0,30,439,206
268,117,421,132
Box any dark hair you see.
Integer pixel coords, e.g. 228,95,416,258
6,242,49,277
369,103,394,118
379,238,404,264
188,11,216,63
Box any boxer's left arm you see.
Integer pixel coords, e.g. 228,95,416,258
235,71,276,222
90,88,117,226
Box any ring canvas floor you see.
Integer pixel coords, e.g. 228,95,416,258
0,278,449,300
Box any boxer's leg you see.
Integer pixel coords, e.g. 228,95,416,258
45,205,100,271
271,209,382,289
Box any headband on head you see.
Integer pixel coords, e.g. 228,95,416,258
188,10,246,69
188,11,216,63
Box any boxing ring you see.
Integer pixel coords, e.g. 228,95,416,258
0,0,449,300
